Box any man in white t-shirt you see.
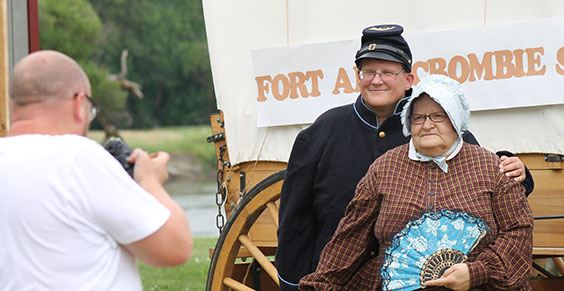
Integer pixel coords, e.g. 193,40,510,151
0,50,193,290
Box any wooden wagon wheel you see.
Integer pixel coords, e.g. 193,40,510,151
206,169,286,291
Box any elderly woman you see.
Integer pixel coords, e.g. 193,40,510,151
299,75,533,291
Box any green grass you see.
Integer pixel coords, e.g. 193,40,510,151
88,125,217,165
139,236,218,290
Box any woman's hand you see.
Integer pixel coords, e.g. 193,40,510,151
424,263,470,291
499,155,526,182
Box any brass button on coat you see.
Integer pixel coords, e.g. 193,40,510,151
379,131,386,138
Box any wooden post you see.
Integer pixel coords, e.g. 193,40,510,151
0,0,8,137
27,0,39,53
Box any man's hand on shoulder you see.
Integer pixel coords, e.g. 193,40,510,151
498,155,526,183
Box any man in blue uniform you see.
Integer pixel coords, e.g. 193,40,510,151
275,24,534,290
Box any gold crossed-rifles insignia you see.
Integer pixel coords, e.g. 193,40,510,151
369,26,395,31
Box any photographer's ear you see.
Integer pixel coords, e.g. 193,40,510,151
72,93,88,123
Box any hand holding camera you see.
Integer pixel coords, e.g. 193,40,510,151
104,137,170,186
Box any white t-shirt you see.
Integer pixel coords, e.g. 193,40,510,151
0,134,171,291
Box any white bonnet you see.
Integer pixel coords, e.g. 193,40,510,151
401,74,470,137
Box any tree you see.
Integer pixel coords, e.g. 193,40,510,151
39,0,129,137
88,0,216,128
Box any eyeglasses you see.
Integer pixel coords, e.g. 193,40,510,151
85,95,98,122
359,69,405,82
410,112,448,125
75,92,98,122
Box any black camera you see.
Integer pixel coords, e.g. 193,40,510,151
104,137,134,177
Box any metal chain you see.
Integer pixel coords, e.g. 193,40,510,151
215,145,227,233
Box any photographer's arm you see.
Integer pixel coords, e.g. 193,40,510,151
124,149,193,267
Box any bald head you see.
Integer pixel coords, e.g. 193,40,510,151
10,50,91,105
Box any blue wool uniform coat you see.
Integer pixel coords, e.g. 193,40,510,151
276,95,533,290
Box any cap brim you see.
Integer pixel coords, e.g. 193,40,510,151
356,51,404,64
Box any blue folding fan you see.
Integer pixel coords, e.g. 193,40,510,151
381,210,489,291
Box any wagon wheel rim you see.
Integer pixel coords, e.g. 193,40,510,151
207,169,286,291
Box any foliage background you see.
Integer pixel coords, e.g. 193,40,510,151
39,0,216,129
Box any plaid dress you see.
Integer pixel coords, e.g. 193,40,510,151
299,143,533,290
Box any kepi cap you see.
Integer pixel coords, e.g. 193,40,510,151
355,24,412,72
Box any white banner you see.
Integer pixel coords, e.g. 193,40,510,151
253,18,564,127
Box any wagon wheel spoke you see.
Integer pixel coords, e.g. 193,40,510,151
266,201,279,228
207,169,285,291
223,277,255,291
239,234,280,285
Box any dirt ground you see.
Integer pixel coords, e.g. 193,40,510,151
166,152,215,182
